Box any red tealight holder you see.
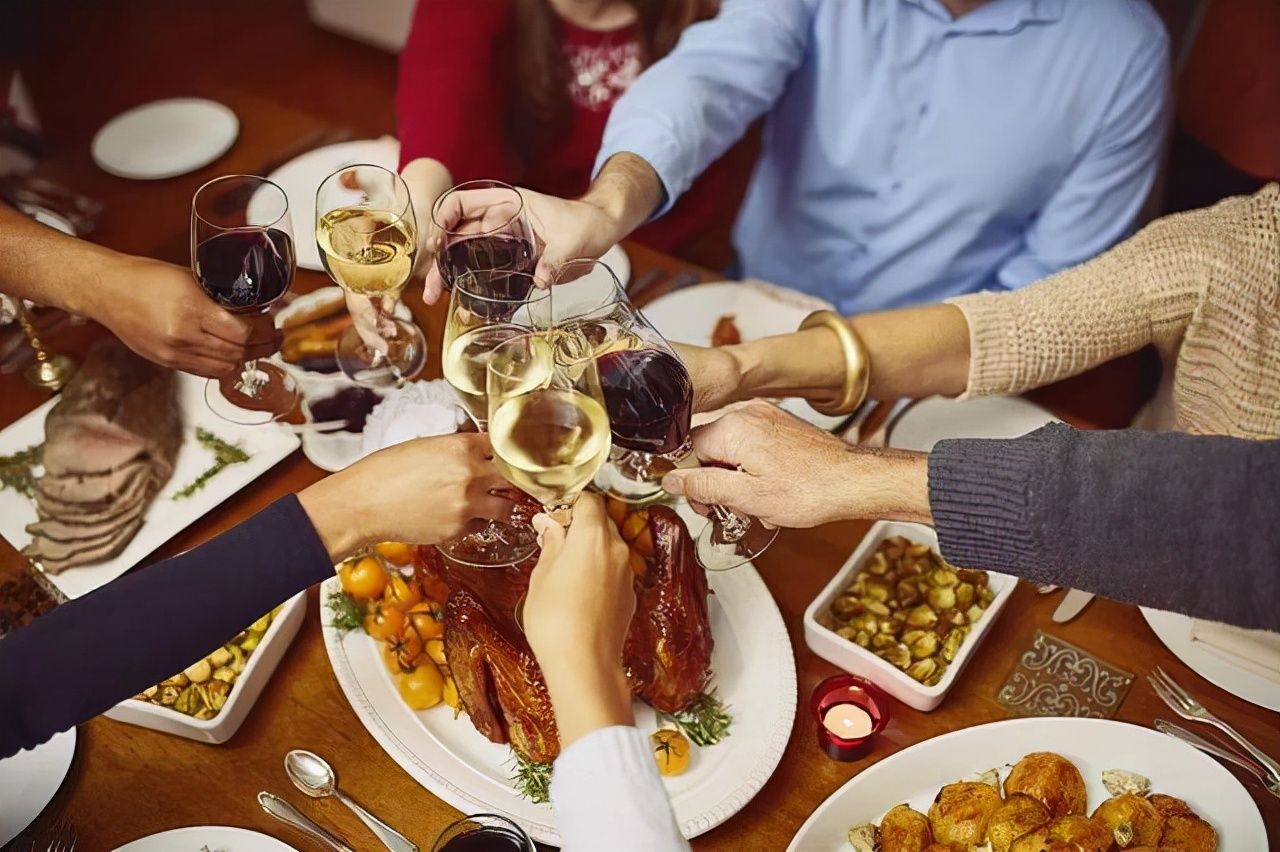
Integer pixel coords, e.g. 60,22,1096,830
811,674,890,761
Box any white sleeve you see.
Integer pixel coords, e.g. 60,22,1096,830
550,726,689,852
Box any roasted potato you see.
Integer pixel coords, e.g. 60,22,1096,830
880,803,933,852
1092,793,1163,847
1004,752,1086,817
1009,815,1113,852
1159,814,1217,852
986,793,1050,852
1147,793,1196,820
927,781,1003,848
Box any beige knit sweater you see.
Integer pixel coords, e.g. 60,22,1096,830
950,184,1280,439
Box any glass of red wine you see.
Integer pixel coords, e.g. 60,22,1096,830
431,179,536,297
191,175,299,424
548,258,777,571
431,814,534,852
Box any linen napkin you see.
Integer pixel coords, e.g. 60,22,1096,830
360,378,467,457
1188,620,1280,683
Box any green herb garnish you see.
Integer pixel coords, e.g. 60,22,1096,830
666,688,732,747
510,750,553,803
172,428,250,500
326,589,364,632
0,443,42,499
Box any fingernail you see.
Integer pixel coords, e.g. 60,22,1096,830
661,474,683,496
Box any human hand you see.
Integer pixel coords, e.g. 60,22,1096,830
523,492,636,746
673,342,743,413
298,433,516,559
661,400,932,528
92,255,281,378
344,292,397,355
422,185,627,304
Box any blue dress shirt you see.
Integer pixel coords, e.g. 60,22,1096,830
595,0,1171,313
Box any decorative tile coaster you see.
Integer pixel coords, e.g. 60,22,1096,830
997,630,1134,719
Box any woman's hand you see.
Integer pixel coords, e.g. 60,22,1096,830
523,492,636,748
298,433,516,559
672,342,743,413
661,400,933,528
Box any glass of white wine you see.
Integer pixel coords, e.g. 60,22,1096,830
487,332,612,526
315,164,426,385
438,270,549,567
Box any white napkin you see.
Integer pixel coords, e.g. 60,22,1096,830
1188,620,1280,684
359,379,468,457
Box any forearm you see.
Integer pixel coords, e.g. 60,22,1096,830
581,153,665,245
831,447,934,526
726,304,971,403
540,655,635,750
929,425,1280,631
401,157,454,249
0,203,125,316
0,495,335,757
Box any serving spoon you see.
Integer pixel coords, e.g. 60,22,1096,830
285,748,419,852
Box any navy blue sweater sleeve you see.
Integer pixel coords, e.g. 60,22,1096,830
0,495,334,758
928,424,1280,632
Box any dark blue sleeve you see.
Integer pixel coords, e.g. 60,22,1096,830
0,495,335,758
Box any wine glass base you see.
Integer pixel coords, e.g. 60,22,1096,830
437,519,539,569
696,521,779,572
204,363,299,425
336,320,426,387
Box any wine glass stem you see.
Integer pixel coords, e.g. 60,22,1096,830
237,359,262,397
545,502,574,527
710,504,752,543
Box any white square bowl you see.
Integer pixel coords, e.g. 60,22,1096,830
803,521,1016,712
103,590,306,743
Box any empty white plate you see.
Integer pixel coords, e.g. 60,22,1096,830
115,826,297,851
0,728,77,846
92,98,238,180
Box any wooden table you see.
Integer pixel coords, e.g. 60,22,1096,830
3,2,1276,849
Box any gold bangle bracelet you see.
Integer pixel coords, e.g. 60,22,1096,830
799,310,870,416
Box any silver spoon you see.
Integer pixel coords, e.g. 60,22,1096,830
285,749,419,852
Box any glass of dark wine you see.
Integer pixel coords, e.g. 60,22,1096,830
548,258,778,571
439,269,549,568
431,813,534,852
431,179,536,297
191,175,299,424
315,164,426,386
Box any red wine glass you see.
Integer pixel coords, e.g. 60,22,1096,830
191,175,299,424
431,179,536,296
432,813,534,851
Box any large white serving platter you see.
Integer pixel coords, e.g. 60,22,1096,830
640,281,846,432
320,507,796,847
787,717,1268,851
115,825,298,851
0,372,300,599
1141,608,1280,712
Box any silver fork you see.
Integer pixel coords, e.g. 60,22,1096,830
1149,666,1280,784
37,817,77,852
1155,719,1280,797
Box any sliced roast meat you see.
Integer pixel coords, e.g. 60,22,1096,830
23,515,144,573
40,420,148,476
33,469,158,523
27,494,151,543
35,459,150,505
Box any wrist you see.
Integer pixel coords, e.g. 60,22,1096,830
297,475,367,560
835,448,933,525
540,657,634,748
583,153,663,237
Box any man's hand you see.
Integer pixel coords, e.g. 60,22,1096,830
298,433,516,559
661,400,933,528
92,255,281,378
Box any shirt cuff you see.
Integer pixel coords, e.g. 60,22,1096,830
945,291,1028,401
594,118,687,219
551,726,690,852
928,426,1067,581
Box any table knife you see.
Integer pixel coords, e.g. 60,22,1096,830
258,791,357,852
1052,589,1095,623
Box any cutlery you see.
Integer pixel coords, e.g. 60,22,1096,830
211,128,354,215
258,791,357,852
1051,589,1095,623
1148,666,1280,784
627,267,664,297
1037,584,1059,594
285,749,419,852
290,420,351,435
31,816,76,852
668,270,702,290
1155,719,1280,797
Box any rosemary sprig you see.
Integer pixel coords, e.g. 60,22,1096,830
0,443,42,499
510,750,553,803
326,589,364,632
667,688,733,747
172,428,251,500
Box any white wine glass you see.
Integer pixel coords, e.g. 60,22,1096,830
315,164,426,385
486,332,611,526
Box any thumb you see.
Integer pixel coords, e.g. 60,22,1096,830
661,467,749,507
532,513,566,562
345,293,390,354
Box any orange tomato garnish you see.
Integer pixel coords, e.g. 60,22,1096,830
339,556,388,600
383,573,423,612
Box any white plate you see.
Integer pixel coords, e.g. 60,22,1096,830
252,137,400,271
886,395,1059,452
92,98,238,180
0,372,300,599
598,244,631,290
321,506,795,847
640,281,845,431
0,728,76,846
1141,608,1280,712
115,825,298,851
787,717,1267,851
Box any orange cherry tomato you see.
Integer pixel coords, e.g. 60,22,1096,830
383,573,423,612
406,602,445,641
606,497,629,528
363,601,405,642
339,556,388,601
620,512,649,543
374,541,414,565
389,620,426,671
397,663,444,710
628,549,648,579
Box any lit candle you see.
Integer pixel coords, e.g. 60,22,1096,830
811,674,890,761
822,702,873,740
